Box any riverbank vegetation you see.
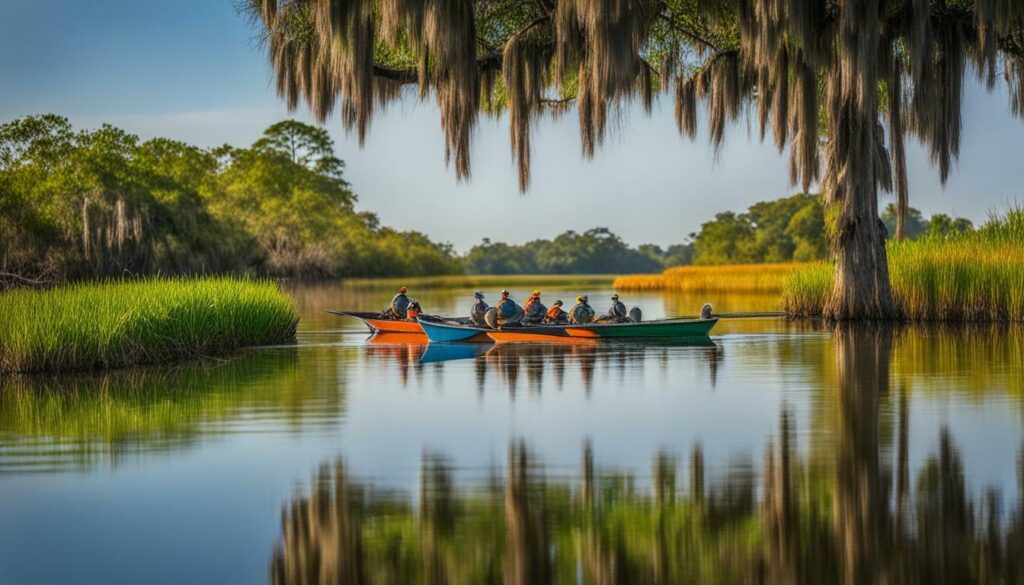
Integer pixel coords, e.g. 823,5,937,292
615,263,807,294
0,116,461,281
463,228,688,275
783,211,1024,321
0,278,297,374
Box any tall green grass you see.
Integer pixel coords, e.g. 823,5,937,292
782,210,1024,320
0,277,298,374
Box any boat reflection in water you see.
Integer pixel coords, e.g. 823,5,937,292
274,325,1024,584
365,334,722,396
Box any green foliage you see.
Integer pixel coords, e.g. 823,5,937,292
0,277,298,374
881,203,973,240
0,115,461,280
463,228,667,274
692,194,827,265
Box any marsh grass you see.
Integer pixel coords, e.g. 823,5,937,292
782,211,1024,320
0,277,298,374
615,263,809,294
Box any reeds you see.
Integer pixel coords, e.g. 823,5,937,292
0,277,298,374
782,211,1024,321
615,263,809,294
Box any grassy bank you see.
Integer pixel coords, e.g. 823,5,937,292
0,277,298,374
615,263,809,294
782,211,1024,320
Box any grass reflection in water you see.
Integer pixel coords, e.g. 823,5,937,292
0,346,346,473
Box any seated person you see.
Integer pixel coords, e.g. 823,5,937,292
382,286,410,319
406,299,422,320
494,289,524,327
470,291,489,326
522,289,547,324
544,300,569,324
597,293,630,323
569,295,596,324
608,294,627,318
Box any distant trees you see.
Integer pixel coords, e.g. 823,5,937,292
881,204,973,240
463,228,667,275
692,194,827,265
687,195,975,267
0,116,461,280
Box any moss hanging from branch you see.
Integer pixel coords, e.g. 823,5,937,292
248,0,1024,200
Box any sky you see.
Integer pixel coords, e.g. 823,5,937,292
2,0,1023,252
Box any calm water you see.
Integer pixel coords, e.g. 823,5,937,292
1,281,1022,584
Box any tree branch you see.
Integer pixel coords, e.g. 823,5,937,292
658,5,719,53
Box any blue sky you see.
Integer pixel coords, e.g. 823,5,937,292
2,0,1023,251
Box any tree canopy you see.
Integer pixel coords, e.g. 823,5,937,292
246,0,1024,318
0,116,461,280
247,0,1023,190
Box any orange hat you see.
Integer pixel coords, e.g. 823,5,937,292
399,286,408,293
531,289,542,296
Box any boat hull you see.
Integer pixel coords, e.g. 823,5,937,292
329,311,425,334
329,311,478,335
418,319,492,343
487,318,718,343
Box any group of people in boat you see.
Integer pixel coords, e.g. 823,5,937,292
382,287,641,328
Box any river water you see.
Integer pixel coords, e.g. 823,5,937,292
1,281,1022,584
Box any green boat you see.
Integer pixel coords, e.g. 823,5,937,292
484,317,718,343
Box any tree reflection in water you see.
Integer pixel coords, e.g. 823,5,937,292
275,327,1024,584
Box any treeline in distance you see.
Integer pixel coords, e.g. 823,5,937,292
1,115,977,282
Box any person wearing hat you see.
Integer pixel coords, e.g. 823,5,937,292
470,291,489,326
383,286,411,319
522,289,547,324
607,294,628,321
544,299,569,324
569,295,595,324
494,289,524,326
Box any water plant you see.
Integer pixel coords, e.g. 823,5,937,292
0,277,298,374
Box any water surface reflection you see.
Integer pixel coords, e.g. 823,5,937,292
0,285,1022,584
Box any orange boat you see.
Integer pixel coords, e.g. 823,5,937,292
329,311,426,334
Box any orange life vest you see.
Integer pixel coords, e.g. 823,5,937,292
407,306,421,319
546,306,564,319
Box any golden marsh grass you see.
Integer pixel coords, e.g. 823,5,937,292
615,263,811,294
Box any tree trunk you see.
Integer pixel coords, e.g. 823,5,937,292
822,0,897,321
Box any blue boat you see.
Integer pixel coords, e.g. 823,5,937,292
417,318,492,343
